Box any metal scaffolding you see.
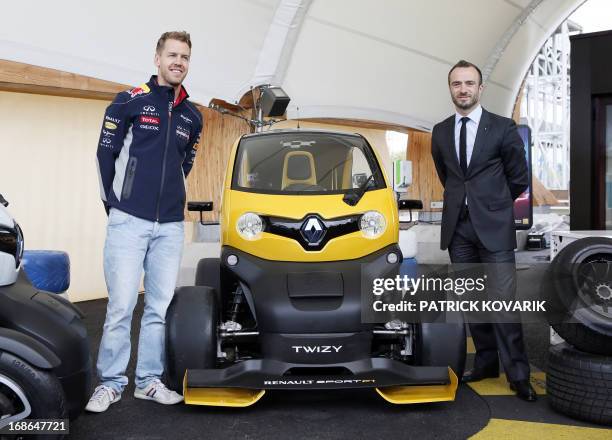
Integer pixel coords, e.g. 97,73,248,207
520,21,582,190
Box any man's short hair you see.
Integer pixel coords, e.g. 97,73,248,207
448,60,483,85
156,31,192,53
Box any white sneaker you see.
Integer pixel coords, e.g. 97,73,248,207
85,385,121,413
134,379,183,405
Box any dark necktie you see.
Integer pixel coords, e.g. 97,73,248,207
459,117,469,175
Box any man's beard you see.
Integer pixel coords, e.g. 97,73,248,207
452,93,478,110
161,69,185,87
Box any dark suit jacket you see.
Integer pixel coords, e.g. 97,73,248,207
431,109,529,252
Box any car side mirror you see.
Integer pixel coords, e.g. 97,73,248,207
0,194,8,207
188,201,213,225
398,199,423,211
398,199,423,222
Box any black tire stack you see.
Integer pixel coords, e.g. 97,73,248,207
544,237,612,425
547,343,612,425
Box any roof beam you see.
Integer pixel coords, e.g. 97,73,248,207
234,0,313,102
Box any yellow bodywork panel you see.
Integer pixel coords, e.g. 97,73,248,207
183,376,265,407
220,134,399,262
221,188,399,262
183,387,265,407
375,368,459,404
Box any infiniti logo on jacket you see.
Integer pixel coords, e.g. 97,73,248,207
96,75,203,222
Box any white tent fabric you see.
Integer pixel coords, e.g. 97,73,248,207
0,0,585,130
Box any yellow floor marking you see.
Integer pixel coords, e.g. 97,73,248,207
470,418,612,439
467,337,476,354
467,372,546,396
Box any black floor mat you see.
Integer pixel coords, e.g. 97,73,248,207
69,296,490,440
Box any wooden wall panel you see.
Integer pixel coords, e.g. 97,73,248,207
512,80,525,124
306,117,410,134
406,130,443,211
0,59,128,100
185,107,251,222
532,176,559,206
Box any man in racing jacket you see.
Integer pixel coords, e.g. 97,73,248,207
87,31,203,413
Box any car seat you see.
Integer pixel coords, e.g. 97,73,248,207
281,151,317,190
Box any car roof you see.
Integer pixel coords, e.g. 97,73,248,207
241,128,363,139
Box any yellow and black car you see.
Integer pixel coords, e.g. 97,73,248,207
165,129,465,407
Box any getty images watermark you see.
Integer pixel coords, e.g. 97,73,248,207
371,273,545,313
361,263,553,324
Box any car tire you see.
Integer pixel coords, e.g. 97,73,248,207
195,258,221,292
195,257,233,307
415,316,467,379
547,342,612,426
165,286,218,393
545,237,612,355
0,352,67,439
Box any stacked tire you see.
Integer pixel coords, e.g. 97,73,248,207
544,237,612,425
547,343,612,425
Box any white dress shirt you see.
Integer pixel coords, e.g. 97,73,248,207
454,105,482,168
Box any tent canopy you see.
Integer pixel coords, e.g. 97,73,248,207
0,0,585,130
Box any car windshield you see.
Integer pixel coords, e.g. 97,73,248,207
231,132,385,194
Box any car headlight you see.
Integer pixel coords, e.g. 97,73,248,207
359,211,386,239
236,213,263,240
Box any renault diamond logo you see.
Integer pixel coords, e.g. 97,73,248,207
300,216,326,246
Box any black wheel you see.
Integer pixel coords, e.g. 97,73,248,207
195,258,232,307
415,317,467,379
0,352,67,439
545,237,612,355
165,286,218,393
547,342,612,426
195,258,221,292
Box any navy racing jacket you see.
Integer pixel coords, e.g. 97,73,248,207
96,75,203,222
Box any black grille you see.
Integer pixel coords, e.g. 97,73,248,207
262,214,360,251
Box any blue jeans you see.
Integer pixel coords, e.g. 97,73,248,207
97,208,184,393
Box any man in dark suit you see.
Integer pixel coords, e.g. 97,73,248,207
431,60,536,401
